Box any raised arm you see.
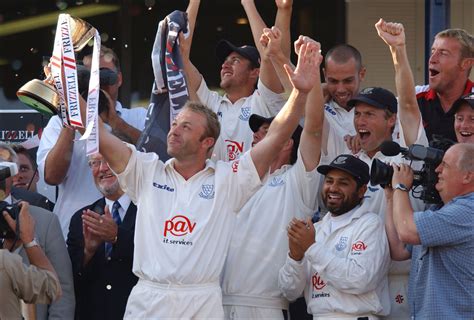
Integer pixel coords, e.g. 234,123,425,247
78,94,131,174
179,0,203,94
251,41,320,178
391,163,421,245
299,38,324,171
275,0,293,58
384,187,411,260
260,27,295,94
42,125,75,185
375,18,421,146
241,0,284,93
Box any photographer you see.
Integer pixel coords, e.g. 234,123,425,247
0,201,62,319
0,143,74,319
386,143,474,319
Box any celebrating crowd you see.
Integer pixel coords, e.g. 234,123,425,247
1,0,473,319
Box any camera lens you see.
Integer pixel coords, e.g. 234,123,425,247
370,159,394,187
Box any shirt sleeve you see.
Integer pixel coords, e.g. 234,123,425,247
37,116,63,180
3,251,60,305
114,143,163,203
306,213,390,294
414,196,474,247
290,149,322,215
219,151,263,213
41,210,75,319
252,79,287,117
278,254,307,302
196,78,223,114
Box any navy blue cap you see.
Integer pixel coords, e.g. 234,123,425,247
347,87,397,113
216,40,260,68
317,154,370,185
452,92,474,112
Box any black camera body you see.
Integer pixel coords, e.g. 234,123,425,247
370,141,449,204
77,65,116,115
0,202,20,239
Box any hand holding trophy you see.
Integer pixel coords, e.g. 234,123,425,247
17,14,101,155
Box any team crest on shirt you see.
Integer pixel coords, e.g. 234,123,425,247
239,107,251,121
335,236,348,251
269,176,285,187
225,140,244,161
199,184,215,199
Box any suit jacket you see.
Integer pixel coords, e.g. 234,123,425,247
12,187,55,211
67,198,138,320
15,201,75,320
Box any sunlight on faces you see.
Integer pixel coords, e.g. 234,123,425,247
454,104,474,143
435,146,467,203
220,52,258,90
89,153,121,198
354,104,396,156
428,37,466,93
322,169,366,216
167,109,212,160
324,57,365,109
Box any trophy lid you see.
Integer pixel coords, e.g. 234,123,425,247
68,15,97,52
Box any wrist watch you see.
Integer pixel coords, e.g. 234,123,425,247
393,183,409,192
24,238,40,249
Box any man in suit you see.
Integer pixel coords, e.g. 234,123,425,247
0,142,75,320
67,152,138,320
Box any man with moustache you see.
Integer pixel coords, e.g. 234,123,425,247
67,152,138,320
279,154,391,318
385,143,474,319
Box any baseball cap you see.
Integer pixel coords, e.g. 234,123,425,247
317,154,370,185
249,114,303,147
216,40,260,68
452,92,474,113
347,87,397,113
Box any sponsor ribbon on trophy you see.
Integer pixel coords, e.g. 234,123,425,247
50,13,100,155
79,29,101,155
51,14,83,127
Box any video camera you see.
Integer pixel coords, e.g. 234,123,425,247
0,161,20,239
370,140,448,204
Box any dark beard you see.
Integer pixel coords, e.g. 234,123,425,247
323,191,362,216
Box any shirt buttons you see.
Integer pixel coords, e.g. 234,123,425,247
106,285,112,290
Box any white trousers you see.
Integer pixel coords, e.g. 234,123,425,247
124,279,224,319
224,305,286,320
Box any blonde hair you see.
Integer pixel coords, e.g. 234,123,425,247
436,28,474,59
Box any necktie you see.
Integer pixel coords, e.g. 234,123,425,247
105,201,122,258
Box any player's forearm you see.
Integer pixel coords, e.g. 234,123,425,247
275,2,292,58
270,51,294,94
108,116,141,144
392,190,420,244
385,198,411,260
43,127,75,185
